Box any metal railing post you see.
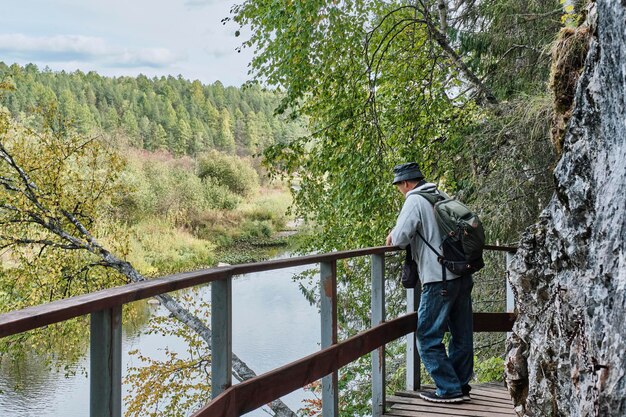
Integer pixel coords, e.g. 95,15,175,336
320,261,338,417
406,285,421,391
90,306,122,417
371,254,385,417
211,275,233,398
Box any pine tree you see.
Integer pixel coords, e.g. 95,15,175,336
216,108,235,154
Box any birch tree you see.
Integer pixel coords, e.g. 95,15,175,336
0,103,297,416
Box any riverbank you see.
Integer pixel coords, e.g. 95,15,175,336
214,235,293,265
124,184,296,276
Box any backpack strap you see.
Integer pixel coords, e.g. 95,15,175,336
414,189,443,206
415,228,448,296
414,228,442,259
411,189,444,259
414,190,449,297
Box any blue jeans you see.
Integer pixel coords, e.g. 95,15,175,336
417,275,474,396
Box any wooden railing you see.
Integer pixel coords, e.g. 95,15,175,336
0,245,517,417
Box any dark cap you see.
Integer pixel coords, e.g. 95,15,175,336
392,162,423,184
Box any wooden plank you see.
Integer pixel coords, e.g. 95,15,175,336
469,389,513,401
461,394,512,406
386,413,476,417
320,261,338,417
386,412,474,417
397,386,513,403
211,277,232,397
90,307,122,417
466,386,512,399
192,313,418,417
478,382,512,391
389,403,515,417
388,395,513,412
371,253,386,417
446,394,509,404
473,312,516,332
388,384,516,417
386,409,513,417
397,387,512,401
389,395,513,410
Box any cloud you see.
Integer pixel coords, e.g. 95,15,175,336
0,33,180,68
184,0,219,9
0,34,108,60
203,43,238,59
116,48,183,68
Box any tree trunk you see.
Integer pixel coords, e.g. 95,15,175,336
505,2,626,416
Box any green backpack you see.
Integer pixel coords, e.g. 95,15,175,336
415,190,485,293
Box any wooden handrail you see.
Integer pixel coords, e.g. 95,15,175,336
484,244,518,253
0,244,517,338
194,313,418,417
0,246,387,338
191,311,515,417
473,312,516,331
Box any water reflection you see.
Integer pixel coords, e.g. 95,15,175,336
0,253,320,417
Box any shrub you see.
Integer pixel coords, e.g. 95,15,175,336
188,210,244,246
202,177,241,210
475,356,505,382
197,150,259,197
127,219,215,275
240,219,273,239
239,188,292,231
119,150,241,225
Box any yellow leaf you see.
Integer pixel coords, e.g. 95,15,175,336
565,5,574,13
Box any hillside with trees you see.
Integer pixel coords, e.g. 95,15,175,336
0,62,306,156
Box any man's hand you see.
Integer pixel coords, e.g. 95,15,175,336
386,233,393,246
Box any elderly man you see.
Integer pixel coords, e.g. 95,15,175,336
386,162,474,403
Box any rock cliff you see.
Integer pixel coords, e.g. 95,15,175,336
505,1,626,416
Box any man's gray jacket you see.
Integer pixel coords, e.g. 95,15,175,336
390,183,461,284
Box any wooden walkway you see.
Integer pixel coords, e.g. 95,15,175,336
386,383,516,417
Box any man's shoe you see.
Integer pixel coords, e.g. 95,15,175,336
462,385,472,401
418,390,464,403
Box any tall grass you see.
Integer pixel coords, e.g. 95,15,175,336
118,149,293,273
127,219,216,276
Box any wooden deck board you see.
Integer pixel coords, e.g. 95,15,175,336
385,384,516,417
389,395,514,411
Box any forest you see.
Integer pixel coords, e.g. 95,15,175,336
1,0,615,416
0,62,306,156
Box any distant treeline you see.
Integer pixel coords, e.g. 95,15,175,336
0,62,306,156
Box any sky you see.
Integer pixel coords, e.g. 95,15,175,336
0,0,254,86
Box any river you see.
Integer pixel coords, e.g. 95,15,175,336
0,253,321,416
